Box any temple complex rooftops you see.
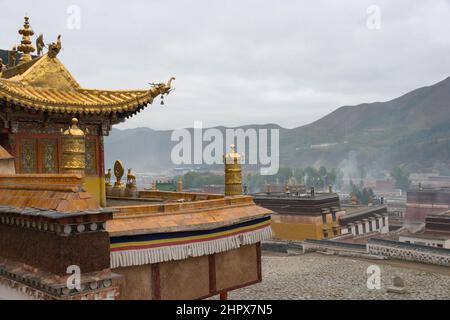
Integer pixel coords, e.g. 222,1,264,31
339,205,388,225
405,187,450,223
252,191,341,216
407,187,450,204
399,211,450,248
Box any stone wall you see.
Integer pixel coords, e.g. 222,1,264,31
367,238,450,267
302,239,367,253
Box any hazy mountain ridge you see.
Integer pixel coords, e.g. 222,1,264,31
105,77,450,175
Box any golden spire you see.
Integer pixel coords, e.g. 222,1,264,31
17,16,36,64
224,144,243,197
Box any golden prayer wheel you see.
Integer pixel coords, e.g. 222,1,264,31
62,118,86,175
224,144,243,196
177,176,183,192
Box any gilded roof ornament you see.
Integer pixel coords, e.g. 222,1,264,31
224,144,242,164
105,169,113,187
0,59,5,76
17,16,36,64
150,77,176,96
8,46,18,68
36,34,45,56
114,160,125,187
63,118,86,136
48,35,62,58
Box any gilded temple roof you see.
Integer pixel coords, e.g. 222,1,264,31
0,53,175,115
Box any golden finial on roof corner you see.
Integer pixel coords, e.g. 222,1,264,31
17,16,36,64
150,77,176,95
48,35,62,58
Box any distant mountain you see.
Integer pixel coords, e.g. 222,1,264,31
105,77,450,175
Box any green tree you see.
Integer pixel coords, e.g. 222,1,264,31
276,167,293,185
349,181,375,205
294,168,305,184
304,166,319,188
334,169,344,190
391,166,411,191
328,169,337,185
183,172,201,189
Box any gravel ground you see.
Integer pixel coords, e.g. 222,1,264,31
229,253,450,300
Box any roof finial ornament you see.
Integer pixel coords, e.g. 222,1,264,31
149,77,176,103
36,34,46,56
17,16,36,64
8,46,18,68
48,35,62,58
0,58,6,77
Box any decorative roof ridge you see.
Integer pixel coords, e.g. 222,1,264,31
79,88,150,94
10,54,81,90
111,195,260,219
0,55,43,79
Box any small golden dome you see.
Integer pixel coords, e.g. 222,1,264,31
224,144,241,164
63,118,85,136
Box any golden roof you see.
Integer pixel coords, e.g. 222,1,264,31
0,51,175,115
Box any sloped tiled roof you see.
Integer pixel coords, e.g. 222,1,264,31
0,174,100,212
107,195,273,236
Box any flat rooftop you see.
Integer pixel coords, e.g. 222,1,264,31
401,232,450,241
225,252,450,300
251,192,341,216
252,192,339,201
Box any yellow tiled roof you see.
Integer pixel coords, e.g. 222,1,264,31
0,54,174,115
107,195,273,236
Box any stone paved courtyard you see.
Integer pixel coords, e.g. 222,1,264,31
229,253,450,300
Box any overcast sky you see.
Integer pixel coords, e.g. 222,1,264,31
1,0,450,130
